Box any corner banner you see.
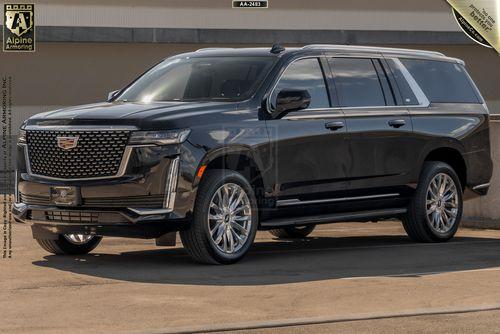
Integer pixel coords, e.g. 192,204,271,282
447,0,500,54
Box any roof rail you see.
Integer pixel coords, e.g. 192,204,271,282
302,44,445,57
196,47,235,52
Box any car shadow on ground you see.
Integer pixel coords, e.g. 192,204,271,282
32,233,500,286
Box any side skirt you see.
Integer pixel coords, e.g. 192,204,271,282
259,208,407,229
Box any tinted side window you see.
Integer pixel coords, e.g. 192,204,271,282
271,58,330,110
330,58,386,107
386,59,419,105
400,59,480,104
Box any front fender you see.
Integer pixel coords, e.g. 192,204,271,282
176,140,271,219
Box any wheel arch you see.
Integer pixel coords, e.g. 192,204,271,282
193,146,270,208
422,147,467,190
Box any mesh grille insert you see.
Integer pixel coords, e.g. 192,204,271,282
27,130,130,179
44,211,99,223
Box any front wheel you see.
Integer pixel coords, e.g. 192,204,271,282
402,161,463,242
180,170,258,264
36,234,102,255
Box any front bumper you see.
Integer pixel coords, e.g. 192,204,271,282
13,202,187,239
14,140,198,239
13,202,176,224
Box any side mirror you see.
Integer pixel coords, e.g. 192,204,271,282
274,89,311,115
107,90,120,102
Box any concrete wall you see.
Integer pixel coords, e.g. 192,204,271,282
463,120,500,229
1,0,459,31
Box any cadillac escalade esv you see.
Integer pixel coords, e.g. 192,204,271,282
13,44,492,264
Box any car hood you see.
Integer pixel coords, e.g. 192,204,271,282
25,101,241,129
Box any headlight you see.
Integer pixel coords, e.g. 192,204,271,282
18,129,26,144
129,129,191,145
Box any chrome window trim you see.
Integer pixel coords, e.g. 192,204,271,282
338,110,409,117
482,102,490,114
341,105,422,110
388,58,430,108
285,105,416,113
270,55,432,117
282,107,412,120
283,111,344,120
276,193,400,207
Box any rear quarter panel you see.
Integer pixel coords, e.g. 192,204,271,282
410,103,492,187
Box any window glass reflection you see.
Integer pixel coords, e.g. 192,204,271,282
331,58,386,107
272,58,330,110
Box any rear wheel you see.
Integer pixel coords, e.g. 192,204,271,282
269,225,316,239
36,234,102,255
402,161,462,242
180,170,258,264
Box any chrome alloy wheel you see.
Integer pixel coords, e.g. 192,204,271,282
63,234,94,245
208,183,252,254
426,173,459,233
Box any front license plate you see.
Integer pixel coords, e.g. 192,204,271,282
50,186,80,206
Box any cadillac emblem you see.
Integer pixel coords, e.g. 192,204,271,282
57,136,79,150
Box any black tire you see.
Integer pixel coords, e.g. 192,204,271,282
402,161,463,242
269,225,316,239
180,169,258,264
36,235,102,255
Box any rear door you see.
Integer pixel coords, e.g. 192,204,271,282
329,56,417,192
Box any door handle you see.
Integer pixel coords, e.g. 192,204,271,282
325,121,345,131
388,119,406,128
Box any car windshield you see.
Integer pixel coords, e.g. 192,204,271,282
116,56,276,102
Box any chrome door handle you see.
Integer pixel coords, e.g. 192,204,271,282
388,119,406,128
325,121,345,131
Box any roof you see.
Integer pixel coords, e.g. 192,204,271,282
186,44,462,64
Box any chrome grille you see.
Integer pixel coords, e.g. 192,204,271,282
83,195,164,208
20,193,50,205
20,193,164,208
26,130,130,179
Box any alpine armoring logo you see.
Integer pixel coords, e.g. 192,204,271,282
3,4,35,52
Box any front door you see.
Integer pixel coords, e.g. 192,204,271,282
266,57,350,199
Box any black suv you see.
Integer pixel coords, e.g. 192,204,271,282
13,44,492,264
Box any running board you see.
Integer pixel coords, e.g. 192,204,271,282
260,208,407,228
276,193,400,207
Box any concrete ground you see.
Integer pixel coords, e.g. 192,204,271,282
1,220,500,334
222,310,500,334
